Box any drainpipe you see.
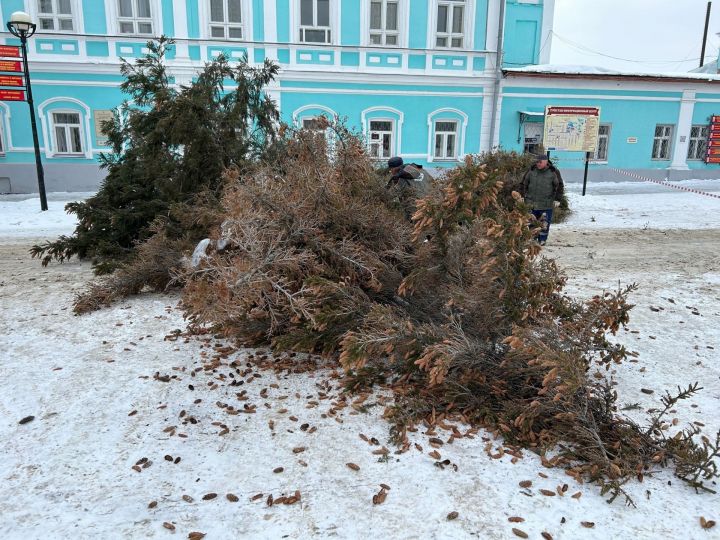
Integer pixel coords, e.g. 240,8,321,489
487,0,506,152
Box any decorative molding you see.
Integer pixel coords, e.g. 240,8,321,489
360,105,405,156
37,97,93,159
0,102,14,152
291,104,337,124
426,107,469,163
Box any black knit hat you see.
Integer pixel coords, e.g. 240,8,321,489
387,156,404,168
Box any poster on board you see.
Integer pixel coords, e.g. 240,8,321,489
543,106,601,152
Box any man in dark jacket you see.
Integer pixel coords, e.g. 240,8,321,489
386,156,433,219
519,154,564,245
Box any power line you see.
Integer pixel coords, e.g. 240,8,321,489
551,30,716,65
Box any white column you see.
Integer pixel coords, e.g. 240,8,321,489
539,0,555,64
264,0,278,61
669,89,696,170
172,0,191,63
486,0,502,69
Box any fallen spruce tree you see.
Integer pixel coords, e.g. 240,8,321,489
180,127,719,505
31,37,279,277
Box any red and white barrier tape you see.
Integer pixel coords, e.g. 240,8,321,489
609,168,720,200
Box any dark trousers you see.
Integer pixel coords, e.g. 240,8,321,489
531,208,553,243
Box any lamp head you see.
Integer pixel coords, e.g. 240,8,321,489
7,11,36,37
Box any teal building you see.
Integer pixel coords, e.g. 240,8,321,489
0,0,719,192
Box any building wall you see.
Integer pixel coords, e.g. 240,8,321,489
499,76,720,181
3,1,720,192
2,0,516,192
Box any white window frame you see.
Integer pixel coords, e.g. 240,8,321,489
50,110,85,156
28,0,83,33
368,0,400,46
293,0,339,45
687,124,709,161
110,0,158,36
201,0,253,40
427,108,467,163
361,0,409,48
208,0,245,39
35,0,76,32
367,118,395,159
591,123,611,163
0,120,5,155
652,124,674,160
433,119,459,160
431,0,472,50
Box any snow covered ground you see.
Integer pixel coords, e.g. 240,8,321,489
1,182,719,539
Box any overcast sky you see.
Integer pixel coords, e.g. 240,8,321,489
550,0,720,73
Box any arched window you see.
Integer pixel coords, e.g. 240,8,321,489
427,108,468,162
361,106,404,160
38,98,93,159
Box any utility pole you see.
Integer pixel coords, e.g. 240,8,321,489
700,1,712,68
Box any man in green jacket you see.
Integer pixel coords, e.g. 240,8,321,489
519,154,564,245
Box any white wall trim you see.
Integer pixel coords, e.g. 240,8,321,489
361,106,405,155
292,104,337,124
0,102,14,151
503,92,681,102
263,0,278,60
281,86,489,97
538,0,555,64
37,96,93,159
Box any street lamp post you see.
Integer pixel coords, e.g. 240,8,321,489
7,11,47,211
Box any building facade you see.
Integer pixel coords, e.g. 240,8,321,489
0,0,552,192
0,0,719,193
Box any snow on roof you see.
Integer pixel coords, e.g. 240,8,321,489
503,64,720,82
689,61,719,74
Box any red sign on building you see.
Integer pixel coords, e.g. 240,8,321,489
0,60,22,73
0,89,25,101
0,74,23,87
0,45,21,58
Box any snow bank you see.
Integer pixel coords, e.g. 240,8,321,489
0,193,91,239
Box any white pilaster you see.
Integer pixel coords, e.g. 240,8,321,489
486,0,502,68
172,0,191,62
539,0,554,64
669,90,696,170
264,0,278,61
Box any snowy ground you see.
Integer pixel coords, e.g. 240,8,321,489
1,182,719,539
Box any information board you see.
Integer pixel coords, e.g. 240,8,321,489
0,74,23,87
543,106,601,152
94,110,114,146
0,45,20,58
0,89,25,101
0,60,22,73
